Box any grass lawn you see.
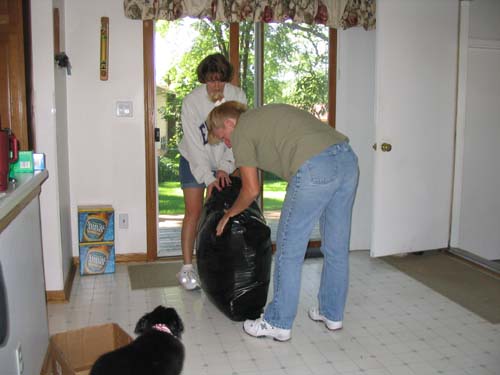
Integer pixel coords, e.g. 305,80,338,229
158,180,287,215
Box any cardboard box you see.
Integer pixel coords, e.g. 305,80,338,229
79,242,115,275
47,323,132,375
78,205,114,242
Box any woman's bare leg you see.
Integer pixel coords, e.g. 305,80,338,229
181,187,204,264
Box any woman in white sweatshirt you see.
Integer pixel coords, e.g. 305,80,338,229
177,53,247,290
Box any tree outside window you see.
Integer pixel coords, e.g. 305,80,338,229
156,19,328,215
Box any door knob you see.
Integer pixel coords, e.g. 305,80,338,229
372,143,393,152
381,143,392,152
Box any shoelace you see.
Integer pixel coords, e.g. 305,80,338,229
259,321,269,330
181,269,198,284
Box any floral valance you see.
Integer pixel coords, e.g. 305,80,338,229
124,0,376,30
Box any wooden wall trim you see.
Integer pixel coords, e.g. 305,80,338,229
46,261,76,304
229,23,240,86
53,8,60,54
47,252,150,303
114,253,149,263
328,28,337,128
143,20,157,261
72,252,149,267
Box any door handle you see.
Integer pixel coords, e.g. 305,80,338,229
381,143,392,152
373,143,392,152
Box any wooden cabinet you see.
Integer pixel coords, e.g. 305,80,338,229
0,0,29,150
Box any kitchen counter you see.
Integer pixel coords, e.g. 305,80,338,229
0,170,48,233
0,169,49,374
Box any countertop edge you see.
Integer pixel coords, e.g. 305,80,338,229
0,170,49,230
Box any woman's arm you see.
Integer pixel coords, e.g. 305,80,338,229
216,166,260,236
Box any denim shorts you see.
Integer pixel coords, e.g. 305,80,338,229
179,155,206,189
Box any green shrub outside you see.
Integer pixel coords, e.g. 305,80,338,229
158,152,180,182
158,180,287,214
157,150,286,215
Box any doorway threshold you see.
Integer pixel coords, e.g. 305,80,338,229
157,211,320,258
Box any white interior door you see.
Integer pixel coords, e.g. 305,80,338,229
371,0,459,257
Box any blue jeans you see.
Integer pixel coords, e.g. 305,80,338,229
263,142,359,329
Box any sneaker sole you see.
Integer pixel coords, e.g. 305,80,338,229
180,283,201,291
308,311,343,331
242,326,291,342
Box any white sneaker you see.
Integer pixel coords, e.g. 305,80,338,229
177,266,200,290
243,315,291,342
308,307,343,331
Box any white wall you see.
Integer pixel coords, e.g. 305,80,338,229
31,0,146,292
337,27,375,251
53,0,73,291
31,0,64,291
454,0,500,260
66,1,146,259
469,0,500,40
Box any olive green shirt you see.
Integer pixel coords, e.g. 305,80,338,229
231,104,348,181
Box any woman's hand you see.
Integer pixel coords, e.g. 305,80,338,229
216,212,231,236
216,170,231,188
206,180,220,200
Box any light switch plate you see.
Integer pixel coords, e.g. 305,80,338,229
116,101,133,117
118,213,129,229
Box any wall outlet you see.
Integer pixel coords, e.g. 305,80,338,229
118,213,129,229
15,343,24,375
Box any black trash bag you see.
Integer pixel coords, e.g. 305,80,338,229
196,176,272,321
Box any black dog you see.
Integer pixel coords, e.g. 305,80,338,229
90,306,185,375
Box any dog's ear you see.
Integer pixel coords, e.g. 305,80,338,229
134,311,151,334
166,308,184,339
152,305,165,315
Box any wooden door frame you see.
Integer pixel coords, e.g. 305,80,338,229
143,21,337,260
143,20,157,261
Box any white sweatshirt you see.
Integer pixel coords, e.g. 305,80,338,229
178,83,247,186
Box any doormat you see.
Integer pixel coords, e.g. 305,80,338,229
128,261,183,290
382,251,500,324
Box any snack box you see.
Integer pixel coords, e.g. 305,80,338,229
78,205,114,242
79,242,115,275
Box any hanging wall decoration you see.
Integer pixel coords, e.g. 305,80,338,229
100,17,109,80
53,8,60,54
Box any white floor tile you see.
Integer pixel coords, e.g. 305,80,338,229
47,252,500,375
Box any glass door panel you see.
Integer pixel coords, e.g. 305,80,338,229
262,22,329,241
155,19,231,257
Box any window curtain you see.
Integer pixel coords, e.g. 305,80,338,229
123,0,376,30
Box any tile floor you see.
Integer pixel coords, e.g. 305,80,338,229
47,251,500,375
